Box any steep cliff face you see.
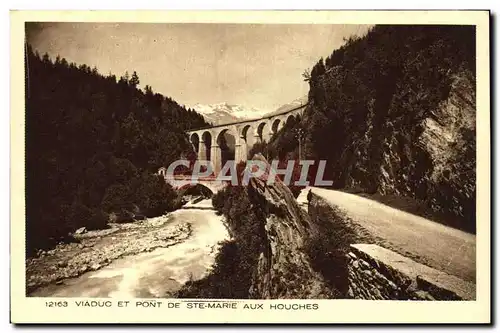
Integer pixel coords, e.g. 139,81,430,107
337,69,476,228
292,25,476,232
418,71,476,223
176,156,333,299
246,156,332,298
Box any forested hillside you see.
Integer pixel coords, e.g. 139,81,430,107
268,25,476,232
25,45,208,255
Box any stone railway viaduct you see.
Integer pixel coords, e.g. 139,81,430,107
185,104,307,174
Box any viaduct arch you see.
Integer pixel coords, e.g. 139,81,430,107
185,104,306,174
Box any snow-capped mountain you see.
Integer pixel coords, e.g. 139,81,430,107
189,96,309,126
190,102,270,125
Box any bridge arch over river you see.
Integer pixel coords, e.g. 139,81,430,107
157,171,227,194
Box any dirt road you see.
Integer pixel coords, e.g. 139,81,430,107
307,187,476,282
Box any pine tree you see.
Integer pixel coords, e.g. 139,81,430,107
129,71,140,88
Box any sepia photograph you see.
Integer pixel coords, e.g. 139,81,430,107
11,10,490,324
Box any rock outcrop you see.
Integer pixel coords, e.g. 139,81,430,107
246,154,332,299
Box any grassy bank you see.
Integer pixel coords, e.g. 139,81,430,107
305,194,376,297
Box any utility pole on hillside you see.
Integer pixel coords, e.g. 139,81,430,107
295,128,305,161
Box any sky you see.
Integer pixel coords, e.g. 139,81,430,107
26,22,371,112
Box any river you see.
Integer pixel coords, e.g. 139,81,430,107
30,199,229,297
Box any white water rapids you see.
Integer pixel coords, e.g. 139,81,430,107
31,199,229,297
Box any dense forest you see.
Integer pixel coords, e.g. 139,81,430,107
266,25,476,232
25,45,208,256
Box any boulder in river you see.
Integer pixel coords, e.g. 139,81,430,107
74,227,87,235
91,263,101,271
133,214,146,221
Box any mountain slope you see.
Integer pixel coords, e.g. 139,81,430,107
267,25,476,232
263,95,309,117
25,46,208,255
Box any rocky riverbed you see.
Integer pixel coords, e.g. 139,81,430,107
26,215,191,294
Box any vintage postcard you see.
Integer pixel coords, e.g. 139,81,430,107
10,10,490,324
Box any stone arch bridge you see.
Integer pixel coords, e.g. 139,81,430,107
185,104,307,174
156,172,226,194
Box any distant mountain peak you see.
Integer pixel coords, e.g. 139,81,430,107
189,102,270,125
189,96,309,126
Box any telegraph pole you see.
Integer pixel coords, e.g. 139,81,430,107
294,128,305,160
